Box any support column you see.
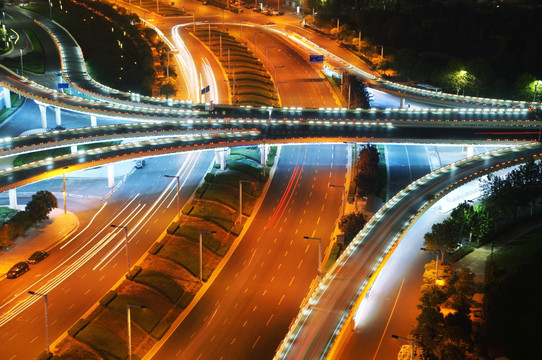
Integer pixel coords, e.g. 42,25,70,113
91,114,97,127
400,98,406,108
259,144,269,166
38,104,47,129
71,145,77,154
107,164,114,188
3,87,11,109
467,145,474,158
55,107,61,126
8,188,17,210
214,148,227,170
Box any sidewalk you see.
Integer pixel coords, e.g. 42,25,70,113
0,208,78,276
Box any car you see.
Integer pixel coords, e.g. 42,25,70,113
135,159,145,169
6,262,30,279
27,250,49,264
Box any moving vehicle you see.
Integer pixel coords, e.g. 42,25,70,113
27,250,49,264
135,159,146,169
6,262,30,279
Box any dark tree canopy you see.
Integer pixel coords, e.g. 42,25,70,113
338,212,367,246
25,190,58,221
355,145,380,197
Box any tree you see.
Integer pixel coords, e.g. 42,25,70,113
423,219,459,255
25,190,57,222
160,83,176,99
338,212,367,246
355,145,380,196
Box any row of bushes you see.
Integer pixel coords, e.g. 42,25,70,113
56,146,277,359
194,28,277,106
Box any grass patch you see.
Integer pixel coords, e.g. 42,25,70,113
323,243,341,275
107,294,161,334
133,269,184,303
158,244,212,280
174,225,221,253
74,323,127,360
0,29,44,73
188,202,236,233
0,207,18,223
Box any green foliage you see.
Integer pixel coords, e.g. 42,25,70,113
107,294,161,334
74,323,127,360
174,225,221,253
25,190,57,221
166,222,180,235
177,292,195,309
0,207,17,223
423,219,460,254
338,212,367,246
204,172,215,183
158,244,201,278
188,203,236,233
68,318,90,338
355,145,380,197
133,269,184,303
98,291,117,307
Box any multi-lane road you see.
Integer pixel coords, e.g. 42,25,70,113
0,151,214,359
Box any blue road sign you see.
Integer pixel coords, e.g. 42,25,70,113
309,54,324,63
57,83,69,89
201,85,210,95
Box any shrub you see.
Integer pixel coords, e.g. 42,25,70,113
107,294,161,334
166,222,180,235
148,242,165,255
75,323,127,360
158,245,200,277
98,291,117,307
68,318,89,338
204,172,215,183
133,269,184,303
150,320,171,340
174,225,221,253
178,292,195,309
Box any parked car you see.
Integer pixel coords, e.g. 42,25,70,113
135,159,146,169
6,262,30,279
27,250,49,264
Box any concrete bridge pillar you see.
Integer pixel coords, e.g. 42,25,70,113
400,98,406,108
467,145,474,158
214,148,229,170
91,114,97,127
55,107,62,126
107,164,114,188
8,188,17,210
38,104,48,129
3,87,11,109
71,145,77,154
259,144,269,166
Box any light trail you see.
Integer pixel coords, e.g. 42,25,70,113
201,57,219,104
171,24,199,102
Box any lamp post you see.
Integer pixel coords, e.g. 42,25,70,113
164,174,181,220
111,224,130,277
377,44,384,59
62,166,68,214
329,184,346,217
126,304,146,360
20,48,23,76
265,46,275,67
533,80,542,103
274,65,284,85
420,247,441,284
239,180,251,223
254,31,263,50
48,0,52,19
199,230,216,283
186,10,196,33
276,81,287,94
391,334,415,360
303,236,322,283
28,291,50,354
239,20,247,36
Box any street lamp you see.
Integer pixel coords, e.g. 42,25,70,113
304,236,322,283
420,247,442,285
199,230,216,283
329,184,346,217
111,224,130,277
276,81,288,95
254,31,263,50
186,10,196,33
239,180,251,223
391,334,415,360
533,80,542,103
28,291,50,354
126,304,146,360
274,65,284,84
20,48,23,76
164,174,181,220
62,166,68,214
48,0,52,19
265,46,275,66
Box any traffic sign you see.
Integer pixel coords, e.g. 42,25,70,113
57,83,69,89
309,54,324,63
